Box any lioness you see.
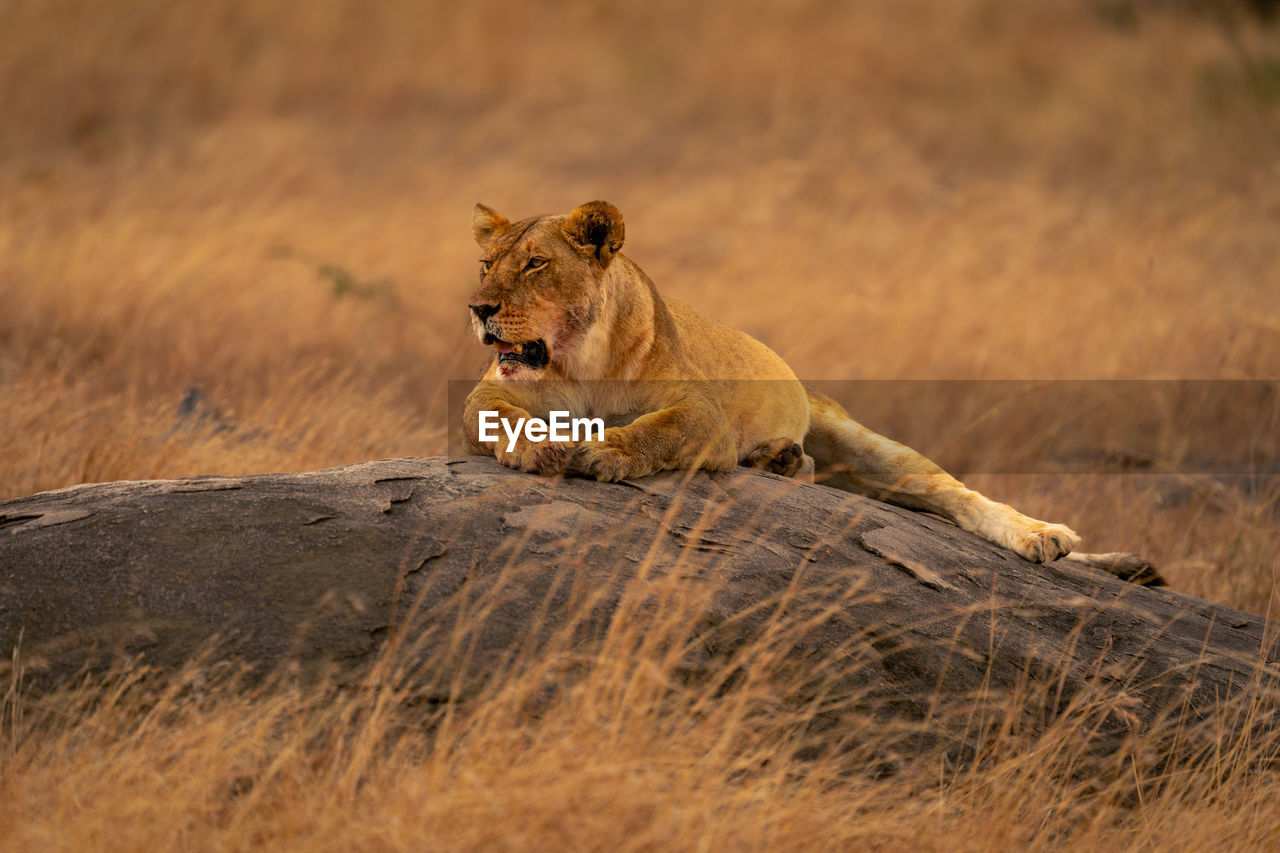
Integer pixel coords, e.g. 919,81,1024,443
463,201,1157,581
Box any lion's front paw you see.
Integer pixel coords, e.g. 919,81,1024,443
495,439,572,476
1010,521,1081,563
572,441,647,482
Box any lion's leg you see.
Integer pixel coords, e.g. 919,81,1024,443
803,388,1080,563
572,401,738,482
463,382,572,475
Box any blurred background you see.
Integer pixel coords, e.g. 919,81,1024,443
1,0,1277,607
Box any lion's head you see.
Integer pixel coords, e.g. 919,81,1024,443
468,200,625,378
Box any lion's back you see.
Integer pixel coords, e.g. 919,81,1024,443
665,298,798,382
664,297,809,449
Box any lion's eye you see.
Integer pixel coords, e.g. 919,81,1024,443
479,259,493,275
525,257,548,271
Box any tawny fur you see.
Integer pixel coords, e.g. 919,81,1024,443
463,200,1159,580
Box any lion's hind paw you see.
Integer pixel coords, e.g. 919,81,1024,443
1012,521,1082,563
744,438,809,478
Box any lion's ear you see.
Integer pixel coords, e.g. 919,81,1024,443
564,201,625,269
473,204,510,249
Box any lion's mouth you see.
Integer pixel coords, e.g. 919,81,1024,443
484,333,550,370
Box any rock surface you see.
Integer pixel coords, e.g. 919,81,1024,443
1,456,1276,753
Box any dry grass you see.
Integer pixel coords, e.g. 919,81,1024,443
2,0,1280,847
4,552,1280,852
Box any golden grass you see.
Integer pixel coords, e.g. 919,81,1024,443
4,553,1280,852
2,0,1280,847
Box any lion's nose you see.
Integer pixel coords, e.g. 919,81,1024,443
469,302,500,322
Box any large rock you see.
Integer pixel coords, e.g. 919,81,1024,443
1,456,1276,757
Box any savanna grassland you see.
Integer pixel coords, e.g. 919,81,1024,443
2,0,1280,849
